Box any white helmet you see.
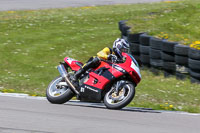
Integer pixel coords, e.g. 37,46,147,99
113,38,130,53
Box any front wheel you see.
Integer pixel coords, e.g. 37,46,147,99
104,81,135,109
46,76,75,104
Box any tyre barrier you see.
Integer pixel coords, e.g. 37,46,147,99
161,40,178,77
188,47,200,60
128,32,144,43
140,45,150,55
139,34,152,46
162,40,178,53
128,32,143,65
118,20,131,37
129,42,141,65
149,37,163,74
140,54,150,66
118,20,127,31
130,43,140,54
150,37,163,50
118,20,200,84
139,34,151,66
188,47,200,83
174,44,189,80
161,51,175,62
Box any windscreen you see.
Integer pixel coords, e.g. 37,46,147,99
128,54,139,68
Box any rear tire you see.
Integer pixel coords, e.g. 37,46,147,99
46,76,75,104
104,81,135,110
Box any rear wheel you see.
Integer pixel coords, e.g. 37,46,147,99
46,76,75,104
104,81,135,110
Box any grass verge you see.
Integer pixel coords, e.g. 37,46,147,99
0,0,199,113
128,0,200,45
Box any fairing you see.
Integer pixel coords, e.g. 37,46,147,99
64,57,83,71
83,53,141,90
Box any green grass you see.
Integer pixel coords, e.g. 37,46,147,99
130,68,200,113
0,0,200,113
127,0,200,45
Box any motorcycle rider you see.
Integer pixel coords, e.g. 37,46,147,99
72,38,130,81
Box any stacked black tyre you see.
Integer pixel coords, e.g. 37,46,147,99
149,37,163,73
161,40,178,77
128,33,144,65
188,48,200,83
174,44,189,80
139,34,152,67
118,20,130,40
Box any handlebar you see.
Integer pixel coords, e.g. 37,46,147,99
100,58,123,64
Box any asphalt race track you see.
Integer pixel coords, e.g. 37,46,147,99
0,0,173,11
0,0,199,133
0,95,199,133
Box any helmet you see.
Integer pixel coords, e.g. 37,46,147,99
113,38,130,53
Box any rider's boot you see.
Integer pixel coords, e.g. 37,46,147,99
73,68,85,82
72,57,100,85
72,61,93,82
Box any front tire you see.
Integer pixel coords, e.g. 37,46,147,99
46,76,75,104
104,81,135,110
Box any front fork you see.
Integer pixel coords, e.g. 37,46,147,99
57,64,80,96
115,80,126,96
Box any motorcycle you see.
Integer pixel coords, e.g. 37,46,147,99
46,52,141,109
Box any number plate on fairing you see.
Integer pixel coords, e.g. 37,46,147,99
66,58,77,64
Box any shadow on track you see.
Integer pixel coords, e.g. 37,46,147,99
65,100,161,113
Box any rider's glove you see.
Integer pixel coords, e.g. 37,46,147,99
108,54,117,63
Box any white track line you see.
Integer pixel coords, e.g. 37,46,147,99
0,92,199,116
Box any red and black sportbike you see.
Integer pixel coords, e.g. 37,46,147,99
46,53,141,109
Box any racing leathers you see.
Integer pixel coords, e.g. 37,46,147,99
73,47,123,81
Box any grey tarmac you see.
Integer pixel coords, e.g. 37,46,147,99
0,0,173,11
0,0,198,133
0,95,199,133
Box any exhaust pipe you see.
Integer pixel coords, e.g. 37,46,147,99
57,64,80,95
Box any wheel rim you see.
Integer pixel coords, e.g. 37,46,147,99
48,77,69,97
105,83,131,105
